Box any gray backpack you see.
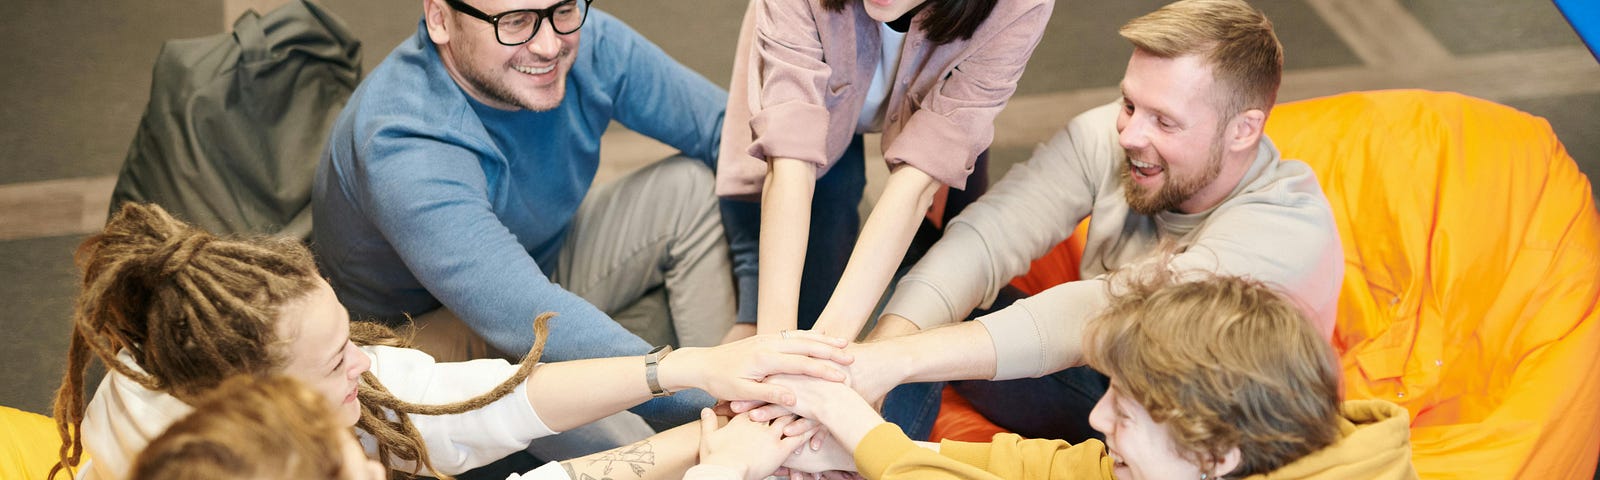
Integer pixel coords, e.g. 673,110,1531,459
111,0,360,239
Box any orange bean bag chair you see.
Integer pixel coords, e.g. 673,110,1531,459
931,90,1600,479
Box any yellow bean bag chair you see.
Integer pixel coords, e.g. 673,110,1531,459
1,405,75,479
938,90,1600,477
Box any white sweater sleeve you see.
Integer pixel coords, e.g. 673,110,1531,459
359,346,558,475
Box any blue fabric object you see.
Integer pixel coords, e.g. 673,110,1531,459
881,367,1110,444
950,367,1109,443
881,380,943,441
313,10,726,424
1555,0,1600,62
881,281,1106,443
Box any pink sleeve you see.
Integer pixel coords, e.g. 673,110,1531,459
745,0,833,167
885,1,1052,190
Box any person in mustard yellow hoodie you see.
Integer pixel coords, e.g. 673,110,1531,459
700,270,1419,479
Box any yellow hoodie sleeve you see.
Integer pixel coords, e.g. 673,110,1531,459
854,423,1115,480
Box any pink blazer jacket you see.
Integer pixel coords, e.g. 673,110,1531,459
716,0,1053,198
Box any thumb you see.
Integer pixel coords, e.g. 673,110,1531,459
698,408,717,448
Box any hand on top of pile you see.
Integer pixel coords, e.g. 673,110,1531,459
660,329,854,407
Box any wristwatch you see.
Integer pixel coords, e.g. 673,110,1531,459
645,344,675,398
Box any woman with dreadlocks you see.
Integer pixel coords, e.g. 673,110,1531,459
50,202,854,480
128,374,389,480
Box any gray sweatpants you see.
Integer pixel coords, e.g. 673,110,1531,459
408,155,736,459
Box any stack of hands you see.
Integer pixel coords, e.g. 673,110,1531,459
690,330,902,480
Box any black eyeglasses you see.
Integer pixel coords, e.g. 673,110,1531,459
443,0,594,46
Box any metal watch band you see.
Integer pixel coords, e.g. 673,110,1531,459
645,344,673,398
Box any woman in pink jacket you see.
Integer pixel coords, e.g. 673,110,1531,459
716,0,1051,352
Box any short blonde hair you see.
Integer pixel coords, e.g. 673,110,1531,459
1083,272,1341,478
129,375,350,480
1119,0,1283,118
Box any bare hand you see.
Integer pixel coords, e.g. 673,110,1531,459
667,330,854,406
743,342,905,415
838,342,901,408
780,430,858,475
698,409,815,480
753,374,860,421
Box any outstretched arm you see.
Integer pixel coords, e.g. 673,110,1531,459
738,322,997,426
527,330,854,431
757,157,819,334
556,422,700,480
809,165,941,339
847,322,998,405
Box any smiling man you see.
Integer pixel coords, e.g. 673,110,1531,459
312,0,740,458
852,0,1346,443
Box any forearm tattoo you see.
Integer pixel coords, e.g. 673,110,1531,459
561,440,656,479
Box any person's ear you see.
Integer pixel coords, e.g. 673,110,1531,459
424,0,451,46
1212,447,1243,478
1226,108,1266,154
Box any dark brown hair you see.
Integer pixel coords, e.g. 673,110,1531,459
1083,270,1341,478
822,0,998,45
51,203,549,480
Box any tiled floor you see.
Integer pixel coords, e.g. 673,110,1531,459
0,0,1594,449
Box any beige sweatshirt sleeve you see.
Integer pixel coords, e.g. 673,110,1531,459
884,101,1341,380
980,152,1340,379
881,103,1116,331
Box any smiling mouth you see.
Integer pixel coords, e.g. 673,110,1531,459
1130,158,1165,178
513,64,556,75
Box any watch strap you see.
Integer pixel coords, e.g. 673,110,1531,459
645,345,673,398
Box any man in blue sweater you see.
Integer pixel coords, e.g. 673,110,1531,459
312,0,746,455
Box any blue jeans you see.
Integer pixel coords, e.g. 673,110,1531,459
721,136,992,330
721,136,867,329
882,368,1109,443
880,286,1110,443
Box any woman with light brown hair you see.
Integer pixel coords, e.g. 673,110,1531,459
50,202,855,480
731,271,1419,479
